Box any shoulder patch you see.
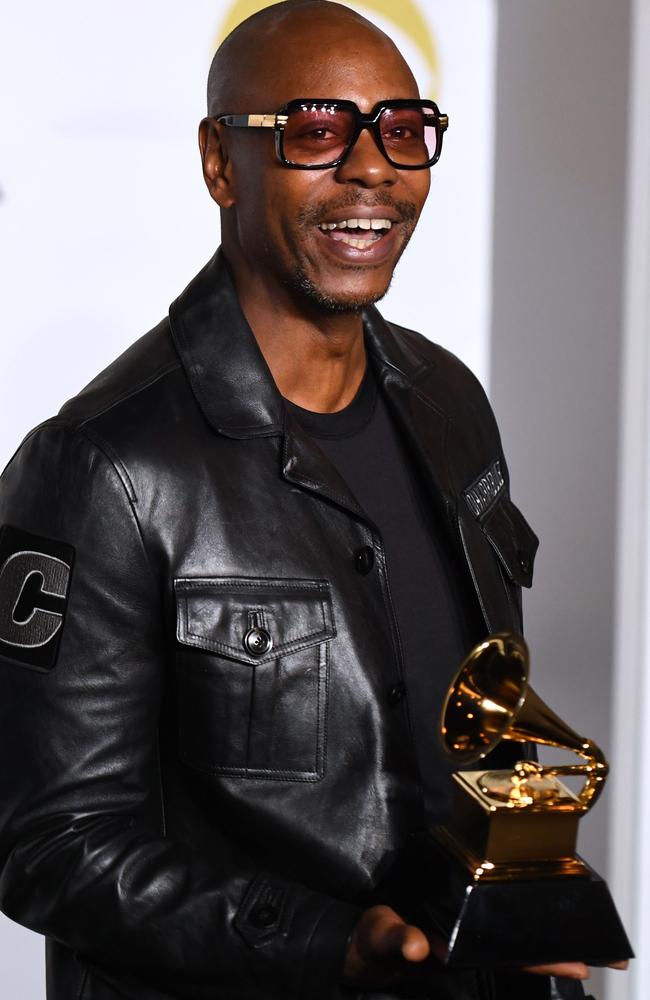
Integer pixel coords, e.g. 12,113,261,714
464,460,505,519
0,526,74,671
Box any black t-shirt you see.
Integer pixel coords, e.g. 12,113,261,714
285,364,482,821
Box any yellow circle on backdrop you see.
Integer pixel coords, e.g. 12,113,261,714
216,0,440,98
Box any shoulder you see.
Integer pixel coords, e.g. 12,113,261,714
57,317,182,428
53,315,205,475
375,316,506,494
384,318,494,416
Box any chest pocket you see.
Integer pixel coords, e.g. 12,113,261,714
481,496,538,589
174,577,335,780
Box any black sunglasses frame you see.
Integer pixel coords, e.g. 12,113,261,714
216,98,448,170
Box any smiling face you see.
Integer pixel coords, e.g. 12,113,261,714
201,4,431,313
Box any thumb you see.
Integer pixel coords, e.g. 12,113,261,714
373,908,430,963
399,924,430,963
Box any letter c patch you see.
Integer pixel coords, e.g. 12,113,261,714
0,526,74,671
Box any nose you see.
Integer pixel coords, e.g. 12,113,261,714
334,126,398,188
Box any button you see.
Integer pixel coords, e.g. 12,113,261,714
354,546,375,574
387,682,406,706
243,627,273,656
517,550,531,575
249,904,278,929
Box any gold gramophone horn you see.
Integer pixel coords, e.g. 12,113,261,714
440,631,608,810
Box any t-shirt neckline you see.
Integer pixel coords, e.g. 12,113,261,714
283,364,377,440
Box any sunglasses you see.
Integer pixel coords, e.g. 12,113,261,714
216,99,449,170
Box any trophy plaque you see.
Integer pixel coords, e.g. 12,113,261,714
385,632,633,969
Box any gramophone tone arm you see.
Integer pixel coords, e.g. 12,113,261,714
514,740,609,810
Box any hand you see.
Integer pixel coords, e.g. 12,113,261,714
343,904,430,988
343,906,630,989
524,962,590,980
523,959,629,980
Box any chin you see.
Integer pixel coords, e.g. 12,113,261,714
290,268,392,314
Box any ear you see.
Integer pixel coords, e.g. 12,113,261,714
198,117,236,209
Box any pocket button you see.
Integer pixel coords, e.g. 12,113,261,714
243,627,273,656
517,550,531,575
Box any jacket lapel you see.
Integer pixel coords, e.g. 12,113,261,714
364,307,458,538
281,412,368,522
364,307,520,635
169,250,285,439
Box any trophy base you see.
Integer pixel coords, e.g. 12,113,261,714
380,830,634,968
435,825,590,881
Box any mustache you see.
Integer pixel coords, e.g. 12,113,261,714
299,193,418,227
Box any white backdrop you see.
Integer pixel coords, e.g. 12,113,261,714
0,0,496,468
0,1,496,994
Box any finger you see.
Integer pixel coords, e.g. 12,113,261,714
369,908,430,964
607,960,629,971
524,962,589,980
399,924,430,963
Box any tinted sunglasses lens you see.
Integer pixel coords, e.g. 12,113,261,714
282,103,355,165
379,106,437,166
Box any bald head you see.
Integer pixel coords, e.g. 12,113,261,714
207,0,417,116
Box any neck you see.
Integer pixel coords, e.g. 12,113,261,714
225,251,367,414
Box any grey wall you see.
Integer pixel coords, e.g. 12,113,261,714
490,0,630,894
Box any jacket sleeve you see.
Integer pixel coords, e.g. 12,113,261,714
0,421,359,1000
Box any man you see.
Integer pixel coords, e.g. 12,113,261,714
0,2,602,998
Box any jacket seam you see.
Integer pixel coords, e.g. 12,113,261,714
79,425,138,503
298,898,343,1000
75,967,89,1000
496,560,521,630
175,578,330,591
76,359,181,427
156,730,167,838
178,628,334,661
318,641,328,781
410,384,452,421
366,343,432,387
71,424,157,587
368,532,425,806
458,516,493,634
179,758,324,781
369,323,437,381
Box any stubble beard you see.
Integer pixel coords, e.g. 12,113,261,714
290,261,394,314
287,195,419,314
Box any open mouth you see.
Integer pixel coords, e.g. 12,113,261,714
317,217,393,250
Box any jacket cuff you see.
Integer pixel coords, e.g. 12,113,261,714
299,899,362,1000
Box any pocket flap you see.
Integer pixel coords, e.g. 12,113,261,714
174,577,335,664
481,498,539,588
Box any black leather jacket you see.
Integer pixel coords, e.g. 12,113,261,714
0,252,550,1000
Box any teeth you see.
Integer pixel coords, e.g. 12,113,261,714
339,235,372,249
318,218,393,231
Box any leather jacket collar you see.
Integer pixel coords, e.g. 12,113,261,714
169,249,440,440
168,249,454,514
169,250,285,439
